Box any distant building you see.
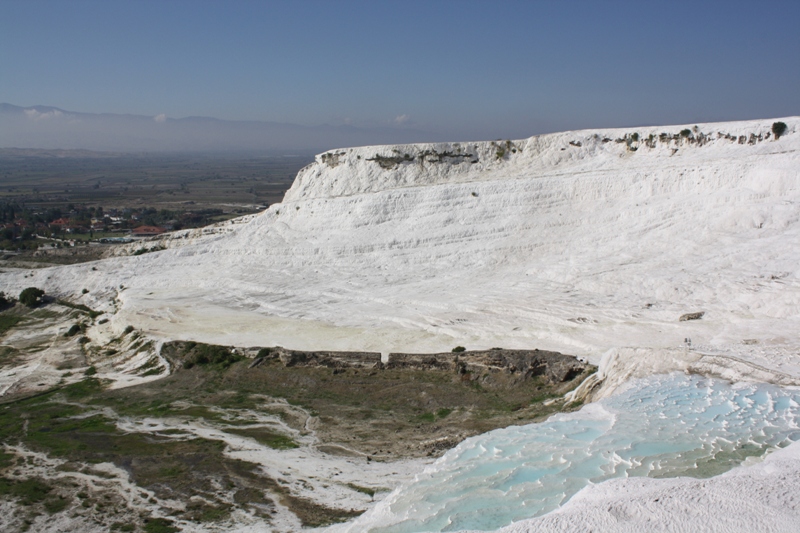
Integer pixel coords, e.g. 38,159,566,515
131,225,166,237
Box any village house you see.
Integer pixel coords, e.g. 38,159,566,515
131,225,166,237
49,217,71,228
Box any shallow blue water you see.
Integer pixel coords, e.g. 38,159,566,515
341,373,800,533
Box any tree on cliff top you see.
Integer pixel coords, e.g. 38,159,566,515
772,121,788,139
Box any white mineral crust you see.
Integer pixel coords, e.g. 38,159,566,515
2,117,799,531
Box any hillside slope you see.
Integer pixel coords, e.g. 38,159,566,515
2,118,799,378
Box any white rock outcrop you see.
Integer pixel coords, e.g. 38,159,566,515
4,118,797,377
2,117,799,532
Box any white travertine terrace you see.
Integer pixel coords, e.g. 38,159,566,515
2,117,799,532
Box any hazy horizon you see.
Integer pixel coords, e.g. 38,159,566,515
2,0,799,151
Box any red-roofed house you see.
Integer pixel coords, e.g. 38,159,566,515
131,226,166,237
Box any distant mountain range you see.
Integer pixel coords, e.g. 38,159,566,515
0,103,443,154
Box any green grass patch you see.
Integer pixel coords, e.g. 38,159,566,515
346,483,375,498
225,427,299,449
44,495,70,513
0,477,52,505
188,503,231,522
143,517,180,533
416,408,452,423
62,377,106,399
530,391,559,403
135,357,160,373
159,465,187,477
55,300,102,319
416,412,435,423
0,450,15,469
30,308,60,319
0,345,22,368
0,314,23,336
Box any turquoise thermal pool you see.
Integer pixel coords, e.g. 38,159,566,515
339,372,800,533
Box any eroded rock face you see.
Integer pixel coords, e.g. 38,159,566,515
273,347,381,369
388,349,590,383
253,346,593,384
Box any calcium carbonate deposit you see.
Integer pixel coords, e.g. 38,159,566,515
1,117,799,532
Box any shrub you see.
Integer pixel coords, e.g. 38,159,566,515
19,287,45,308
143,518,179,533
124,325,135,335
0,315,22,335
65,324,82,337
772,121,787,139
84,366,97,376
184,344,242,370
256,347,272,358
451,346,466,353
679,129,692,138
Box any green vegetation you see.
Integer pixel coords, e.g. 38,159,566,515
417,408,454,423
143,518,180,533
772,121,788,139
181,343,243,370
0,477,55,505
451,346,466,353
0,450,14,469
19,287,45,308
43,494,69,514
64,324,83,337
680,129,692,138
132,246,165,256
225,427,299,449
256,347,273,358
0,329,592,529
56,299,102,319
0,314,23,336
366,152,414,169
0,292,12,308
0,376,300,529
346,483,376,498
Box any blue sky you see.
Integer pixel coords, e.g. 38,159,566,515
2,0,799,140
